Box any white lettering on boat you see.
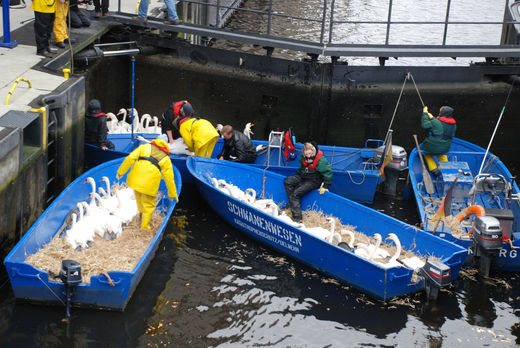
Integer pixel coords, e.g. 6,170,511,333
495,248,516,258
227,201,302,252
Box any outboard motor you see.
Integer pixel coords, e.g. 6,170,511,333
470,216,503,277
419,260,451,300
50,260,82,319
373,145,408,196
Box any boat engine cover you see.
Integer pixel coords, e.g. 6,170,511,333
373,145,407,171
421,260,451,288
59,260,82,285
472,216,503,254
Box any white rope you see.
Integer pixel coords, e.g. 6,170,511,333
385,72,410,137
346,170,365,185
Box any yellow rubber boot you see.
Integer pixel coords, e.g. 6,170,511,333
424,154,438,172
54,2,69,43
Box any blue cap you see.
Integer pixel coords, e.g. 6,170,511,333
181,103,194,117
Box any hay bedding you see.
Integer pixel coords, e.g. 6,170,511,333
25,212,164,284
285,208,440,265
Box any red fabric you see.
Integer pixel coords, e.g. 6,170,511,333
93,112,106,118
284,130,295,160
173,101,191,118
178,117,190,127
437,116,456,124
302,150,323,170
150,141,170,155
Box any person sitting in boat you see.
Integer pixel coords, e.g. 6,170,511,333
161,100,192,144
217,125,257,163
284,142,333,223
85,99,115,151
421,105,456,176
116,139,178,230
173,114,220,158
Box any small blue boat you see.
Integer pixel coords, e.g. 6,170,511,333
187,157,466,301
86,134,392,203
409,137,520,273
4,158,182,311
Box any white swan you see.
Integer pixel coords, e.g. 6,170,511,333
379,233,402,268
152,116,160,133
338,229,355,250
91,192,123,239
244,188,256,204
115,108,131,133
326,217,336,243
65,213,81,250
82,200,108,240
243,122,254,139
169,137,193,155
106,112,118,133
112,190,138,224
67,203,93,249
127,108,140,133
86,176,96,195
401,256,426,270
215,124,223,137
355,233,389,260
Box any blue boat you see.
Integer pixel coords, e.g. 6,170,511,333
187,157,466,301
86,134,392,203
4,158,182,311
409,137,520,273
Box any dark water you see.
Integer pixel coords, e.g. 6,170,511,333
1,185,519,347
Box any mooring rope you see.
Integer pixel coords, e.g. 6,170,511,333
385,72,410,138
408,72,425,107
37,274,66,306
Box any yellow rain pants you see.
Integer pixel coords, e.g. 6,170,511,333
195,136,219,158
53,1,69,43
424,154,448,172
135,191,156,230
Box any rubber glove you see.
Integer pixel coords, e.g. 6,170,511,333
116,174,122,180
319,183,328,195
423,106,428,113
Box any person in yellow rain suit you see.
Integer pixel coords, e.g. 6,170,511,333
173,113,220,158
116,139,178,230
53,0,70,48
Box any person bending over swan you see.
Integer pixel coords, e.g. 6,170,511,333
116,139,178,230
284,142,332,223
173,112,220,158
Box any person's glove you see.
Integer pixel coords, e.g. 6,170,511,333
319,184,328,195
423,106,428,113
170,196,178,204
116,174,121,180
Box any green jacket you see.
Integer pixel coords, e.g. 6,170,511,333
297,152,333,188
421,112,456,155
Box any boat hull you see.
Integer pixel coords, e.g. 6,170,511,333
187,157,466,301
4,158,182,310
409,137,520,271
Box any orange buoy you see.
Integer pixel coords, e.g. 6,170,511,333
456,205,485,235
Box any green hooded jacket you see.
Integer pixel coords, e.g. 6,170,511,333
421,111,456,155
297,152,333,188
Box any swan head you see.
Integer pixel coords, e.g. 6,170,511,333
76,202,84,218
117,108,126,117
86,177,96,193
101,176,111,193
385,233,402,262
98,187,108,197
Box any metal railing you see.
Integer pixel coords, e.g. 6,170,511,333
115,0,520,57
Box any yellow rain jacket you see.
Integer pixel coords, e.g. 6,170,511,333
179,117,220,156
117,139,177,199
31,0,56,13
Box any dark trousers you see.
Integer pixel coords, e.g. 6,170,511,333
284,174,321,220
34,11,55,53
70,7,90,27
93,0,109,13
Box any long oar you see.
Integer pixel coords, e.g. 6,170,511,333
413,134,435,194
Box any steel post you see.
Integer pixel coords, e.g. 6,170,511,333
1,0,17,48
267,0,273,35
385,0,393,45
442,0,452,46
320,0,327,44
328,0,335,43
216,0,220,28
131,56,135,140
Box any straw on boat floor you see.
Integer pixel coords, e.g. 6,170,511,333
25,213,164,284
288,209,440,265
